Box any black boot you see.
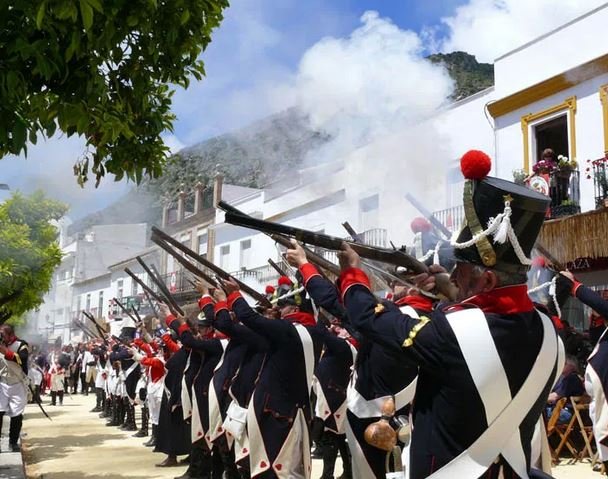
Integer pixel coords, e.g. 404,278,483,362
91,388,103,412
9,414,23,452
217,436,240,479
133,406,148,437
58,390,64,406
144,424,157,447
106,397,120,426
122,403,137,431
0,411,4,453
211,444,224,479
337,433,352,479
50,391,57,406
320,431,339,479
117,398,127,428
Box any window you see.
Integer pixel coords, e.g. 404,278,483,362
166,202,179,224
521,97,576,173
220,245,230,270
85,294,91,311
117,279,124,299
533,115,568,164
240,239,252,269
198,233,208,258
98,291,104,317
359,194,379,231
184,192,196,218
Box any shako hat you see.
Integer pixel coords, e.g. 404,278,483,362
451,150,550,273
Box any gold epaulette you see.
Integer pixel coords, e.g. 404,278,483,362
374,303,385,314
402,316,430,348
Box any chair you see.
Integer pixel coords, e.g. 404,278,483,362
546,397,578,463
569,395,596,463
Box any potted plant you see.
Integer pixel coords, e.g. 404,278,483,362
587,157,608,208
550,198,580,218
533,159,556,175
512,169,528,186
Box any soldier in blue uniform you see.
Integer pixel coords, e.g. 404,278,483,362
285,249,422,479
223,278,324,479
556,271,608,475
333,150,563,479
211,289,269,479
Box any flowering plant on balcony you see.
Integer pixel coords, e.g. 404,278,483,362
512,169,527,185
586,157,608,207
557,155,577,170
532,159,556,174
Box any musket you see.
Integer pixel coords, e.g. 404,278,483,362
222,209,457,300
534,243,565,271
152,236,219,288
218,200,338,277
82,311,109,346
342,221,363,242
113,297,140,324
150,227,271,307
144,291,158,317
404,192,452,239
268,258,288,277
125,268,181,317
134,257,184,316
271,234,337,278
73,317,98,339
131,306,142,324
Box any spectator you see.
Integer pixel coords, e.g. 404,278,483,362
546,357,585,424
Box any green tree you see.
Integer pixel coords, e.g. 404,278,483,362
0,0,229,186
0,191,68,324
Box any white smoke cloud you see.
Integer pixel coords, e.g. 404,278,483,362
285,11,456,243
434,0,607,63
294,11,454,160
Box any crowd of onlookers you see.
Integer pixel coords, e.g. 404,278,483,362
26,342,103,405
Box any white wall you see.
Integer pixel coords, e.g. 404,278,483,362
495,73,608,212
494,4,608,97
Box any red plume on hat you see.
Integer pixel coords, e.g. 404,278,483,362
277,276,293,287
410,217,432,234
460,150,492,180
265,285,275,294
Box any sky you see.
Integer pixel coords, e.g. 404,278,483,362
0,0,606,219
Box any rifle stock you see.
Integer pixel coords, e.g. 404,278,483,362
218,201,338,277
125,268,181,317
150,227,271,307
534,243,565,271
268,258,287,277
222,210,457,300
135,258,184,316
153,236,219,288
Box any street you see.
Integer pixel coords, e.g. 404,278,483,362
13,394,595,479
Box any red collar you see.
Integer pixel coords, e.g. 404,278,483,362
284,311,316,327
461,285,534,315
394,295,434,313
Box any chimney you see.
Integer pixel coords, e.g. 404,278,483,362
213,174,224,207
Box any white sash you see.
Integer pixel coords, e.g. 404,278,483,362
427,308,560,478
294,324,315,392
207,339,229,446
181,352,193,420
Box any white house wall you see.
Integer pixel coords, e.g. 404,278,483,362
494,4,608,97
494,73,608,212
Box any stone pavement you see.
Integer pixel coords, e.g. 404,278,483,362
0,413,25,479
10,392,596,478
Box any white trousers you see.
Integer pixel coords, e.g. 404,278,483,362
0,382,27,417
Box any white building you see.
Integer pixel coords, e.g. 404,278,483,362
25,223,149,344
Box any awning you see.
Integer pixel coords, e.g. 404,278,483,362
538,208,608,266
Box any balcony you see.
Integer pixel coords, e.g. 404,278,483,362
589,155,608,208
432,205,465,234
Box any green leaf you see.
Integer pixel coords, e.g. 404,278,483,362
180,10,190,24
79,0,94,30
12,121,26,152
36,1,47,29
87,0,103,13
